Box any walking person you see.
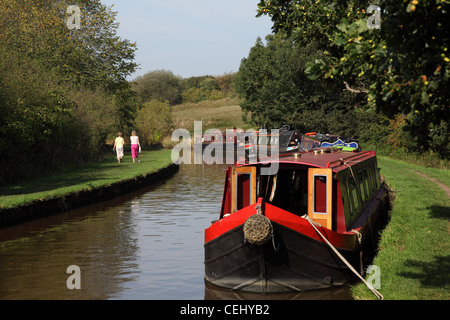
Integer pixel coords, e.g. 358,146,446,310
130,130,141,163
113,132,125,163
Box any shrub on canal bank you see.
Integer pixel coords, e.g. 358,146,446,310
351,156,450,300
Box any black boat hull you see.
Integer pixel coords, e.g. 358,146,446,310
204,222,361,293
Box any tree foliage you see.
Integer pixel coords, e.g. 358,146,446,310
0,0,138,184
256,0,449,158
135,100,174,146
0,0,137,88
234,34,365,137
132,70,183,106
133,72,236,104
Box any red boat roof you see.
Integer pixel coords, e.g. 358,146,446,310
239,150,377,173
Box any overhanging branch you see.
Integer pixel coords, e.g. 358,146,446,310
343,81,369,94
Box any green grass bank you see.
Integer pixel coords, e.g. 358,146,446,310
0,149,177,227
352,156,449,300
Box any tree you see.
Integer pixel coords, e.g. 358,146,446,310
234,33,358,135
132,70,183,105
180,75,228,103
0,0,137,90
0,0,139,184
214,72,237,94
257,0,449,158
135,100,174,146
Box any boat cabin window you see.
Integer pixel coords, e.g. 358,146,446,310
313,175,328,214
232,167,257,213
359,168,369,203
368,161,380,192
345,174,360,225
256,167,333,229
257,169,308,216
308,168,333,229
341,159,381,227
237,173,251,209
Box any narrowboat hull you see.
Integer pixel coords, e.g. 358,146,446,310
204,203,369,293
205,225,359,293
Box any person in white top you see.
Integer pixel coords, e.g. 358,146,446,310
113,132,125,163
130,130,141,163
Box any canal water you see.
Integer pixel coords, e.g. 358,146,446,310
0,162,352,300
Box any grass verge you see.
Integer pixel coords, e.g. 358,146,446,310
0,149,173,210
351,156,449,300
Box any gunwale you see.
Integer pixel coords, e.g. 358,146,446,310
238,150,377,173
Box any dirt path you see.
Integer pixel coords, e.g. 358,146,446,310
410,170,450,198
410,170,450,234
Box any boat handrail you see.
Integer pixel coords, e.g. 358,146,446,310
326,151,374,169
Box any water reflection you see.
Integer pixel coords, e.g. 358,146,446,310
0,162,352,300
0,197,142,299
0,163,226,300
204,282,354,300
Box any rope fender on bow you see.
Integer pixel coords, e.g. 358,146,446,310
243,204,273,246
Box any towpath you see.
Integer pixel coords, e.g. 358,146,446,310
410,170,450,198
410,170,450,234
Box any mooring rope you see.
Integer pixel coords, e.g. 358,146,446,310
301,214,384,300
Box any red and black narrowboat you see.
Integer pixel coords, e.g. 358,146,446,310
204,148,389,294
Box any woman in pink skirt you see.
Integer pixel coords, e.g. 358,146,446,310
130,130,141,163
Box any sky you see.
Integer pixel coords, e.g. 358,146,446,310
101,0,274,80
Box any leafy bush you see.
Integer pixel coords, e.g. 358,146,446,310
132,70,183,105
181,87,206,103
135,100,174,146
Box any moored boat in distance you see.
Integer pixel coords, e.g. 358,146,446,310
204,146,390,294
